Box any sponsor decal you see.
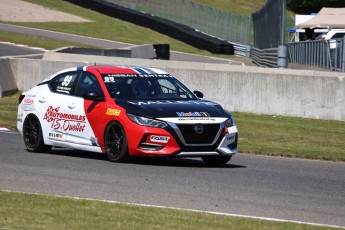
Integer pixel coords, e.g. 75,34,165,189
128,100,218,106
104,74,170,79
178,117,216,121
90,137,99,146
48,133,64,139
23,98,34,105
176,112,210,117
159,117,226,124
17,113,23,122
150,135,170,143
104,76,116,83
56,75,73,93
106,108,121,116
62,75,73,86
21,104,34,111
56,86,71,94
43,106,86,132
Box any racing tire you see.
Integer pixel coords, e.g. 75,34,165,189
104,121,129,162
201,155,232,166
23,114,52,153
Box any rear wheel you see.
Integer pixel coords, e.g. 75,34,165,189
201,155,232,166
104,121,129,162
23,114,52,153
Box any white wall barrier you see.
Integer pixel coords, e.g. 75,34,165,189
1,53,345,121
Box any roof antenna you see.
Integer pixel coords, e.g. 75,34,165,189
94,62,97,66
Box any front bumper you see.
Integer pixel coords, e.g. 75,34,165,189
130,124,238,157
175,125,238,157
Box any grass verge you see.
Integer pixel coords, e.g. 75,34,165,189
233,112,345,162
0,31,95,50
0,190,338,230
0,91,20,131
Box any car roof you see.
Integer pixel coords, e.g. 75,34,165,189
85,65,169,75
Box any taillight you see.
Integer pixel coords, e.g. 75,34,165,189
18,94,25,104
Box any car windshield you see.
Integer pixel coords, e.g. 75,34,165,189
101,74,197,100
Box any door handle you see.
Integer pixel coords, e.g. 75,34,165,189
68,105,75,109
38,98,46,103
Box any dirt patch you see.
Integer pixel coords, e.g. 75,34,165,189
0,0,91,22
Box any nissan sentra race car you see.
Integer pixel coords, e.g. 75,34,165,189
17,65,238,165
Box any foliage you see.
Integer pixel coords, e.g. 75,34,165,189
287,0,345,14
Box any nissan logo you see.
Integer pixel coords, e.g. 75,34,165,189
194,124,204,134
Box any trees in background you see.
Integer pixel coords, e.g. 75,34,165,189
287,0,345,14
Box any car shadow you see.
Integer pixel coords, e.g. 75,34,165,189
47,148,246,169
48,147,109,161
131,157,246,169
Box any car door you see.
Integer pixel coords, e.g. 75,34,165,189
40,71,79,143
64,71,103,147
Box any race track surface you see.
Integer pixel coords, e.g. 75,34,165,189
1,132,344,227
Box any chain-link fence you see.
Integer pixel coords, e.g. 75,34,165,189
251,0,286,67
102,0,251,46
252,0,286,49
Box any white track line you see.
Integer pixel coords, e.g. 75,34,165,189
2,190,344,229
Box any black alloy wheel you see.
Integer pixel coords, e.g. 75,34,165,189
23,114,52,153
104,121,129,162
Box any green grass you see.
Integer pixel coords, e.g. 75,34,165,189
0,190,337,230
0,91,20,131
0,31,96,50
233,112,345,161
193,0,266,15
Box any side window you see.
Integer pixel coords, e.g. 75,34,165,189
158,79,177,94
332,33,345,39
75,72,102,97
49,72,78,95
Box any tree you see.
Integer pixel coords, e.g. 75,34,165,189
287,0,345,14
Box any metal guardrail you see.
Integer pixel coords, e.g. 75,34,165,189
233,42,250,57
251,47,278,68
288,38,345,72
102,0,251,46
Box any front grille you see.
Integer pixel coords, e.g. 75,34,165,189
176,124,221,145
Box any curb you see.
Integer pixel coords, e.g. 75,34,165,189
0,126,12,132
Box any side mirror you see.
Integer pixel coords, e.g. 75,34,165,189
193,90,204,99
83,92,105,102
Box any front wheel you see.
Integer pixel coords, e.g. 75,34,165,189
23,114,52,153
201,155,232,166
104,121,129,162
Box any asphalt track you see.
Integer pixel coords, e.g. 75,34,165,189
0,132,344,228
0,41,46,57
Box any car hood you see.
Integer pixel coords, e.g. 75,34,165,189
115,99,228,118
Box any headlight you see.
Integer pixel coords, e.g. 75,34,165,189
225,116,235,127
127,113,168,128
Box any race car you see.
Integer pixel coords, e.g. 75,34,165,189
17,65,238,165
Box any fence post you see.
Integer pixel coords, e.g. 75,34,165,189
277,45,288,68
